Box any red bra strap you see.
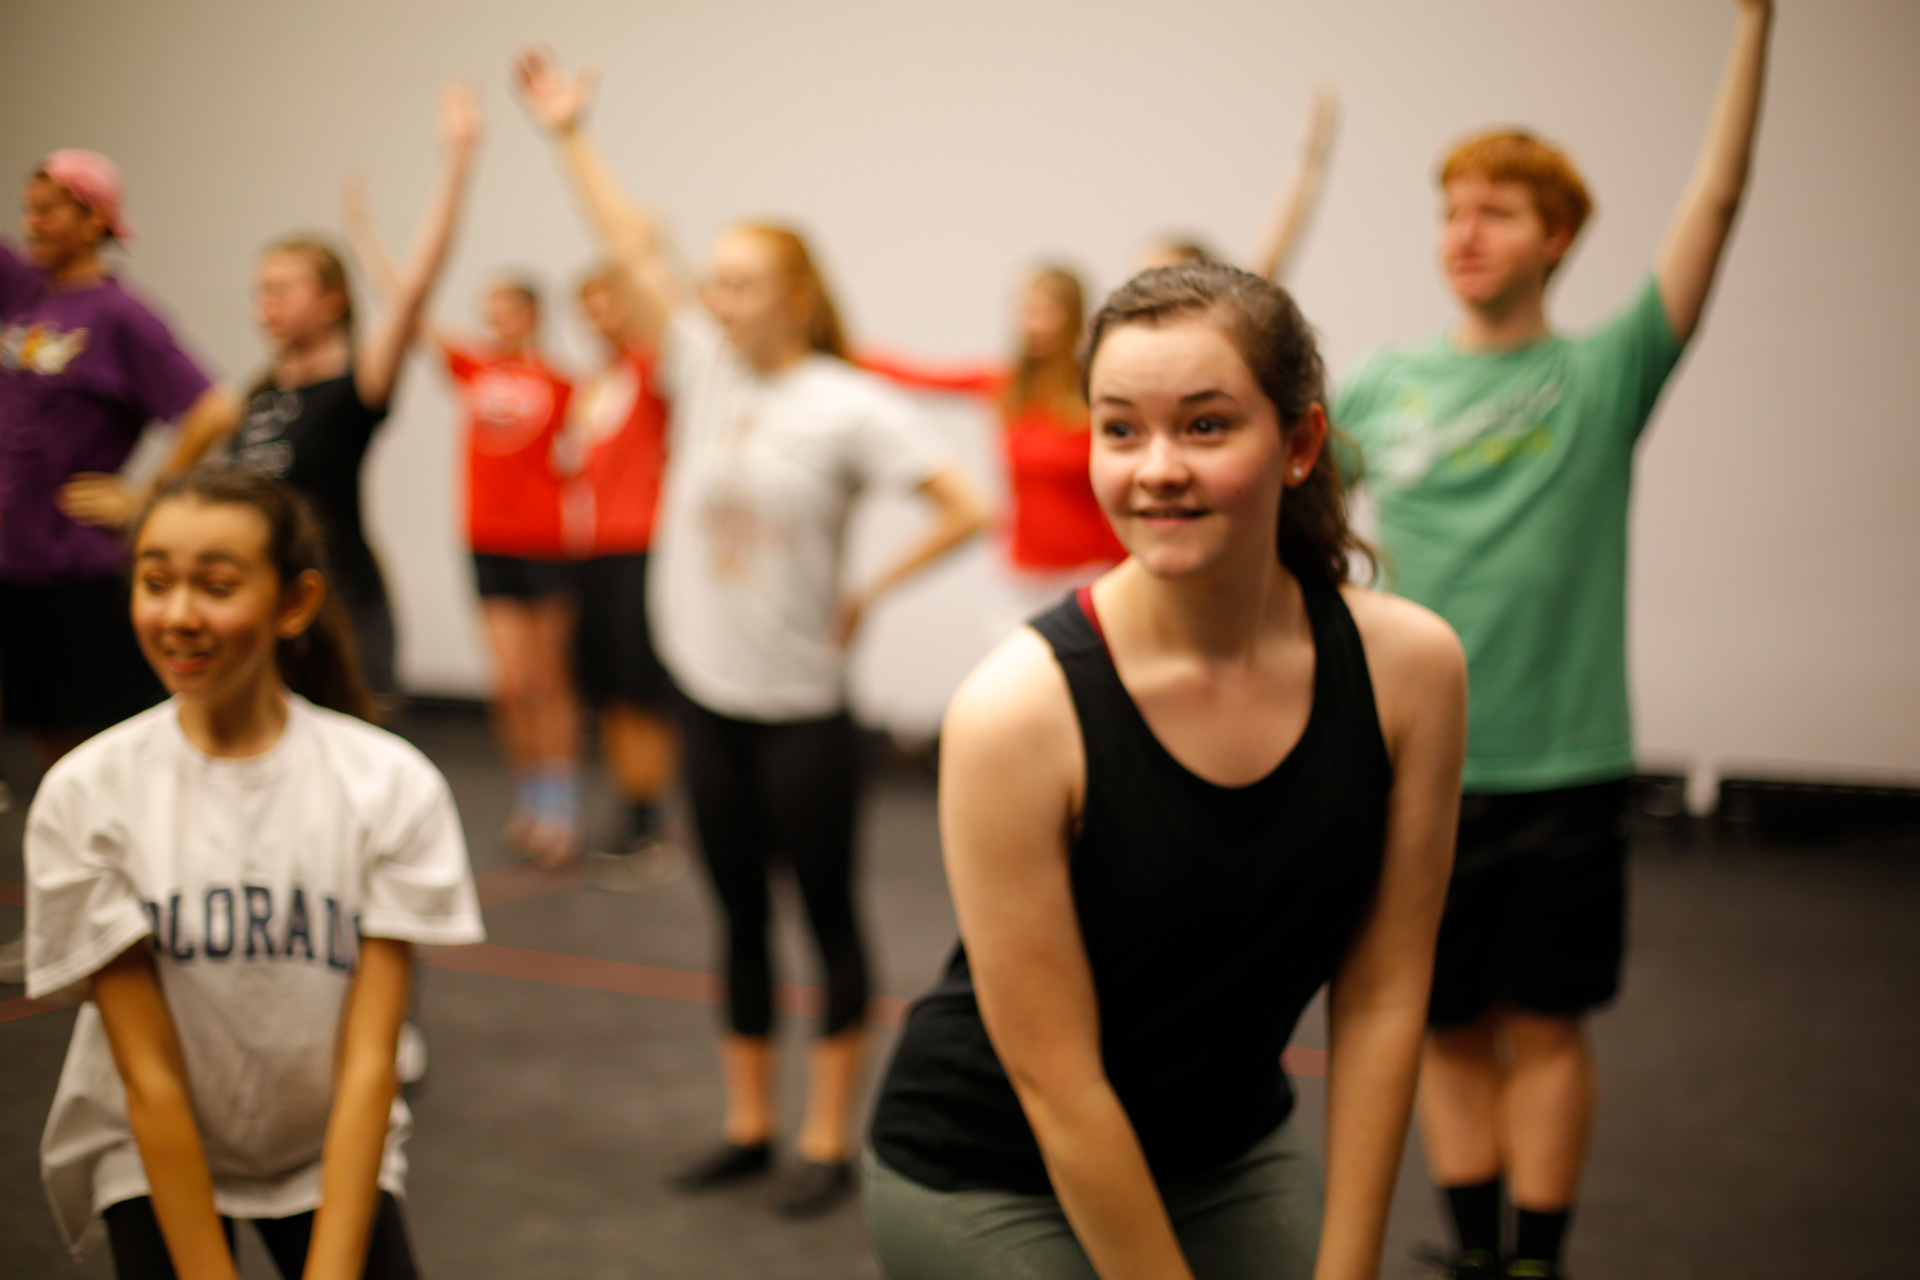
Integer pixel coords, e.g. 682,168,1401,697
1075,585,1108,649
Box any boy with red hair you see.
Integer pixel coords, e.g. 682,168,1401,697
1335,4,1775,1277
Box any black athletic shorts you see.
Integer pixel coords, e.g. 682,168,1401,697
1427,778,1629,1028
572,552,675,710
0,577,165,733
471,552,572,601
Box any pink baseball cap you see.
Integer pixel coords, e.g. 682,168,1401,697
38,149,138,242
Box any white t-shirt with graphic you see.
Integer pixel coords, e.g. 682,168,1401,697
650,309,947,720
25,695,484,1251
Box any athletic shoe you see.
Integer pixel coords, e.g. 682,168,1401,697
1416,1246,1505,1280
774,1157,856,1219
396,1022,428,1085
0,935,24,986
586,837,687,893
1505,1261,1566,1280
670,1140,772,1192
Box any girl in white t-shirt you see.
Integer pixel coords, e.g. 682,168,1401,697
25,467,484,1279
515,49,988,1218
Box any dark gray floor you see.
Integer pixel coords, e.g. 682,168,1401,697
3,710,1916,1278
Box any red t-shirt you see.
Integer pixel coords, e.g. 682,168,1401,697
445,346,572,557
860,349,1123,572
570,347,669,556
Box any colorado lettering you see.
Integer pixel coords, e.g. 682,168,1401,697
144,886,360,971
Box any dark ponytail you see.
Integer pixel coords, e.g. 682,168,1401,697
1082,262,1377,589
138,467,382,723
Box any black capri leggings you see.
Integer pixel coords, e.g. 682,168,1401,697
677,696,869,1038
103,1192,417,1280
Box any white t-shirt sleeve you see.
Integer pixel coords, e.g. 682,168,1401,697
357,752,485,948
24,763,152,1006
846,378,949,494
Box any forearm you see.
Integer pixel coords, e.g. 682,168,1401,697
124,1081,241,1280
301,1054,397,1280
1022,1080,1195,1280
1247,87,1339,282
158,386,243,476
859,469,987,606
1314,995,1428,1280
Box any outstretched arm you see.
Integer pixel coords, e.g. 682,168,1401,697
1246,86,1340,283
515,47,684,346
1656,0,1774,344
301,936,410,1280
94,945,242,1280
341,174,455,354
354,83,481,410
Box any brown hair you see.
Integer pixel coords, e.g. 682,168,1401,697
1439,129,1595,250
248,235,357,401
733,223,850,359
136,467,381,723
1082,262,1374,589
1005,265,1086,421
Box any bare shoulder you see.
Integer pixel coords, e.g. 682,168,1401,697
943,626,1078,769
1339,585,1466,749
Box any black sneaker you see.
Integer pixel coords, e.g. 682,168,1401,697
670,1141,772,1192
1416,1246,1505,1280
773,1157,855,1219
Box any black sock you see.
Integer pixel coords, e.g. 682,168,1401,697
625,801,662,843
1513,1206,1571,1265
1442,1177,1503,1257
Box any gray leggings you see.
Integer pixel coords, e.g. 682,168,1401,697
864,1119,1323,1280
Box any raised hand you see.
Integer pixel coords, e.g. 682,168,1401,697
440,81,483,156
514,46,597,135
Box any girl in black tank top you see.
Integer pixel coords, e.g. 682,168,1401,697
866,265,1466,1280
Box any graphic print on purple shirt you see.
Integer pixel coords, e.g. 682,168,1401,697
0,239,212,584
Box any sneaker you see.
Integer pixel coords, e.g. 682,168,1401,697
586,838,687,893
670,1140,772,1193
0,935,24,986
396,1022,428,1084
1416,1246,1505,1280
1505,1262,1566,1280
774,1157,856,1219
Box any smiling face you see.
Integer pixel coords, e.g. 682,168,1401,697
1438,173,1570,312
254,249,345,350
132,499,317,708
1088,315,1321,579
22,175,106,275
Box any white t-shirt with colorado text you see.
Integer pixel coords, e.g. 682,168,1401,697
25,695,484,1251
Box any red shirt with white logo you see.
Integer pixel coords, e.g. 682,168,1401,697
444,345,572,557
569,347,668,556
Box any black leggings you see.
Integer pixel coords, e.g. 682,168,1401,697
103,1192,417,1280
678,697,869,1037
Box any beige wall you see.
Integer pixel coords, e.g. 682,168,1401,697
6,0,1916,791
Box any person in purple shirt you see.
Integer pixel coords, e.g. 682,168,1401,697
0,149,240,986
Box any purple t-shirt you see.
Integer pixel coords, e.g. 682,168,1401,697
0,238,212,584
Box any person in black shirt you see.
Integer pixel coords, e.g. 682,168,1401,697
867,264,1468,1280
227,84,480,699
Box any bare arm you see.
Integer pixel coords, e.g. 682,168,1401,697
1314,592,1465,1280
93,945,242,1280
301,937,410,1280
514,48,684,347
57,384,244,529
340,174,455,355
1656,0,1774,344
354,83,481,410
831,464,988,647
1246,86,1340,283
942,633,1196,1280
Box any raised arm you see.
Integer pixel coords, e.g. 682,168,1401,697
340,173,455,354
1656,0,1774,344
1315,592,1465,1280
942,635,1196,1280
93,945,242,1280
515,47,684,346
300,936,410,1280
353,83,481,411
1246,86,1340,283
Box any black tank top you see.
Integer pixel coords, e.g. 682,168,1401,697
870,580,1393,1194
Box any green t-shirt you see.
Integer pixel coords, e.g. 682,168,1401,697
1335,276,1686,793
